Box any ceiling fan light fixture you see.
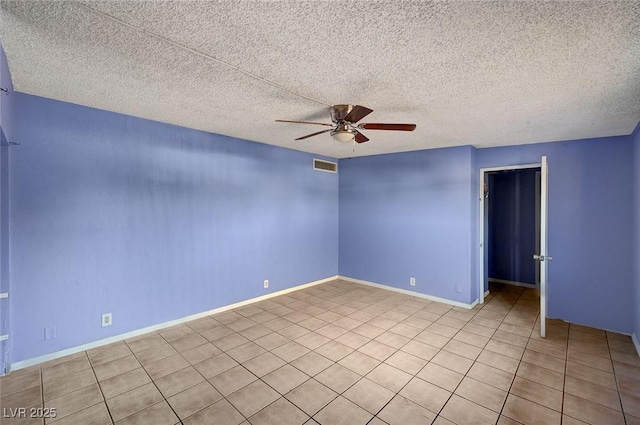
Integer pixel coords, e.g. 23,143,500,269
331,129,356,143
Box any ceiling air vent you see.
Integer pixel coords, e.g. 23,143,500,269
313,159,337,173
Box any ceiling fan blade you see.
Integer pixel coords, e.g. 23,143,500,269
343,105,374,123
354,131,369,144
358,123,417,131
276,120,333,127
295,129,333,140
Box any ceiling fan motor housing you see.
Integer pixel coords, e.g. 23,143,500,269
330,104,354,123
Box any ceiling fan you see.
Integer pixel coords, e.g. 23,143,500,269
276,105,416,143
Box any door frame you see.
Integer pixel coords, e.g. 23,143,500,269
478,160,547,318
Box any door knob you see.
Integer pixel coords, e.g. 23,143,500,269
533,254,553,261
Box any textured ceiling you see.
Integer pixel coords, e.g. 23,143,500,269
1,1,639,158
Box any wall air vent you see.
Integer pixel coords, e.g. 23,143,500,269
313,159,338,173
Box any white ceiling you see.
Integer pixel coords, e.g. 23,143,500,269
1,1,639,158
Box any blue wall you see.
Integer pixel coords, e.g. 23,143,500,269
10,93,339,362
487,169,538,285
339,146,477,304
339,136,635,333
477,137,635,333
0,44,13,373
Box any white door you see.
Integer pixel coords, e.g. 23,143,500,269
534,156,550,338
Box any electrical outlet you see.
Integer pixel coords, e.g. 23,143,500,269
102,313,112,327
264,280,269,289
44,327,56,341
410,277,416,286
455,284,462,293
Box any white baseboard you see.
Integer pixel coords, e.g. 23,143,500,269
9,275,338,372
632,333,640,358
489,278,536,288
484,290,490,296
338,276,478,310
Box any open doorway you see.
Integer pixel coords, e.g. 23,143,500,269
486,168,541,290
479,157,550,337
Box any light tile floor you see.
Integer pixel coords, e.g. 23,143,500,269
2,280,640,425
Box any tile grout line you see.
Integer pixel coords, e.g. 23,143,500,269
136,330,216,425
86,351,117,425
435,285,529,423
467,285,516,425
496,288,559,425
39,364,44,416
605,331,628,425
499,316,553,421
445,284,524,424
171,341,222,420
564,327,630,424
373,304,474,423
560,318,569,424
40,353,107,423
